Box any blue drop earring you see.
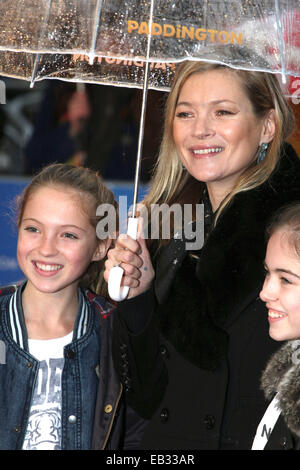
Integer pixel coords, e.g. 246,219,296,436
257,143,268,163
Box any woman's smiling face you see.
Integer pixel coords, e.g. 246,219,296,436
172,69,275,206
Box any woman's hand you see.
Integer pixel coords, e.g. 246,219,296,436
104,228,155,299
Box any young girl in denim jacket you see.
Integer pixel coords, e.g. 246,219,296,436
0,163,144,450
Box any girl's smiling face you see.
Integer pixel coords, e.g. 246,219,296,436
260,228,300,341
17,186,104,297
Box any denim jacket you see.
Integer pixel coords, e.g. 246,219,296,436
0,283,145,450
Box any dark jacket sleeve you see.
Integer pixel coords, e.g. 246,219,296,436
112,286,168,419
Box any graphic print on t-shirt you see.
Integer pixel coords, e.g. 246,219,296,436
23,357,64,450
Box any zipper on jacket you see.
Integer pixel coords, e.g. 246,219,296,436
101,383,123,450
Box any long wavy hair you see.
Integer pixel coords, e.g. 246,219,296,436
16,163,118,297
144,58,295,248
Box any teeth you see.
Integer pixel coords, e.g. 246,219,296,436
268,309,287,319
35,262,62,272
193,147,223,155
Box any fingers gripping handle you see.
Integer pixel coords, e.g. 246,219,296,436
108,217,139,302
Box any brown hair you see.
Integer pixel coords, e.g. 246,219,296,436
16,163,118,297
144,57,295,248
267,202,300,258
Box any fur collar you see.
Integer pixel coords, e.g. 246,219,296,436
261,341,300,437
155,144,300,370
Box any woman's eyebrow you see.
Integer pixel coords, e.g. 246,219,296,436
176,99,236,106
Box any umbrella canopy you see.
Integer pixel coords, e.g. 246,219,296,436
0,0,299,203
0,0,298,90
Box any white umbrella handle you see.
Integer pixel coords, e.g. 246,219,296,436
108,217,139,301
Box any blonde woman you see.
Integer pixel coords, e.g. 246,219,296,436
105,57,300,450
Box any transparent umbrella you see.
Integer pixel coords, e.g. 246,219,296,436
0,0,298,86
0,0,298,299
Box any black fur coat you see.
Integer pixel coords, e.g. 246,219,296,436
154,144,300,371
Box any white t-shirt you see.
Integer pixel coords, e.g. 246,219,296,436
22,332,73,450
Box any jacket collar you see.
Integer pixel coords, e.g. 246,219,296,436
6,282,91,351
261,341,300,438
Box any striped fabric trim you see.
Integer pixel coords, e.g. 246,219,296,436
77,292,89,339
8,288,91,349
9,291,24,349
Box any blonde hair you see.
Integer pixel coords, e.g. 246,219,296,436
144,59,295,244
16,163,118,297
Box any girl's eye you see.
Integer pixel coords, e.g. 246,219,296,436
24,226,39,233
281,277,292,285
63,232,78,240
